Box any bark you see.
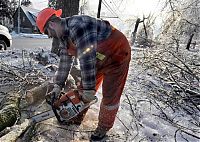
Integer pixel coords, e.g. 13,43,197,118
25,73,80,105
58,0,80,17
142,18,148,42
48,0,80,17
25,81,54,105
0,93,20,131
0,119,33,142
16,120,35,142
131,18,141,45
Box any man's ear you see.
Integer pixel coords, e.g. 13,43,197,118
48,21,55,29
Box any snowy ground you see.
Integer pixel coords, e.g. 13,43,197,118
11,32,48,39
1,44,199,142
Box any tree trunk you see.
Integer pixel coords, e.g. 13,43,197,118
131,18,141,45
56,0,80,17
0,119,33,142
0,93,20,131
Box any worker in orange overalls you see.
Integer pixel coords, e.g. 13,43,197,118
36,8,131,141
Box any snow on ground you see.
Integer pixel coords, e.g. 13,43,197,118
115,47,200,142
1,45,199,142
11,31,48,39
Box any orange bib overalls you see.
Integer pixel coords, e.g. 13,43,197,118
67,28,131,130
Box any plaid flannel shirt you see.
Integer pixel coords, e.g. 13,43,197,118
55,15,112,90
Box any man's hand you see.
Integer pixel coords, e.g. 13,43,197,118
46,84,61,104
79,90,96,103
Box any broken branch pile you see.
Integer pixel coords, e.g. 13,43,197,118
0,49,82,141
0,50,59,138
139,46,200,140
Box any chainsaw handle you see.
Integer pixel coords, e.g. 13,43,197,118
46,92,58,105
46,92,65,105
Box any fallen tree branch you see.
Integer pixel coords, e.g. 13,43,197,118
0,119,33,141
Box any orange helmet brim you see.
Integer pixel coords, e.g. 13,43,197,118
55,9,62,17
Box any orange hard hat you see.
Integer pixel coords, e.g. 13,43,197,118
36,8,62,33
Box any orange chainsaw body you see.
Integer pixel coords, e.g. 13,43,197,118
53,90,85,122
53,90,82,108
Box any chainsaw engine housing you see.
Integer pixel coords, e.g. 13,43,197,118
53,90,85,122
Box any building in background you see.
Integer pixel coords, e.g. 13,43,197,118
13,6,39,33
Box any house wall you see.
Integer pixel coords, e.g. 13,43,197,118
13,7,34,33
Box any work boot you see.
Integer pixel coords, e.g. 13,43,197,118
90,126,108,141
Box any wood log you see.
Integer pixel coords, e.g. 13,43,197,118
16,123,35,142
25,75,78,105
25,81,54,105
0,93,20,132
0,119,32,142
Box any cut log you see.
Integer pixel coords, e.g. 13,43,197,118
25,81,54,105
0,93,20,132
25,75,78,105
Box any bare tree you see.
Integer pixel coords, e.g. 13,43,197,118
21,0,31,7
160,0,200,51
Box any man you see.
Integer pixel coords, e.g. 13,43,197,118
36,8,131,141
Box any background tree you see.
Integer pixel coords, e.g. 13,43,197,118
48,0,80,17
21,0,32,7
0,0,12,24
136,14,155,48
159,0,200,51
10,0,18,15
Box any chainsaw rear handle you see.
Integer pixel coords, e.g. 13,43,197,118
45,92,56,105
45,91,65,105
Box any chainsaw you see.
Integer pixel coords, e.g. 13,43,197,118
30,90,98,123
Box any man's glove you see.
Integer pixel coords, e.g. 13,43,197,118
46,84,61,104
79,90,96,103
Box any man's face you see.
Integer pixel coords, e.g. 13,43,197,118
44,22,58,38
